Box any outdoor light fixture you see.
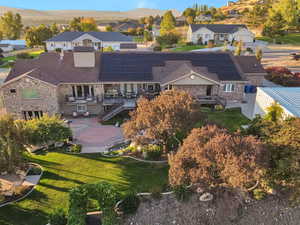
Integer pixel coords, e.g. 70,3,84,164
190,74,195,80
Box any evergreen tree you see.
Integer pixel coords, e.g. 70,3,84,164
263,10,286,40
160,11,176,35
275,0,299,29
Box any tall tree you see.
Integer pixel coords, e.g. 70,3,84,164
69,17,83,31
80,17,98,32
182,8,196,24
263,10,286,40
0,115,27,174
169,125,269,189
123,90,200,152
0,11,23,40
160,11,176,35
25,24,53,48
275,0,299,29
50,23,60,36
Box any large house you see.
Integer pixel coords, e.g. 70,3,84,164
0,48,266,120
187,24,254,44
45,31,135,51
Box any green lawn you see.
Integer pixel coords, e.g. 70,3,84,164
196,107,250,132
0,50,44,68
257,33,300,45
171,44,206,52
0,152,168,225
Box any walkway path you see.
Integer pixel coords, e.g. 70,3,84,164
70,117,124,153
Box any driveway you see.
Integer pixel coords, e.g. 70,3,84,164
69,117,124,153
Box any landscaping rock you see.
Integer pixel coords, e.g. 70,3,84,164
199,193,213,202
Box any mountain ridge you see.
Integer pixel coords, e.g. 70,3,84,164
0,6,181,25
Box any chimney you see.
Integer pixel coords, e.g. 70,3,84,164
73,47,95,68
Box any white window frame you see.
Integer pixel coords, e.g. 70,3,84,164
223,83,235,92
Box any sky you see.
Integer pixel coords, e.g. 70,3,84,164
0,0,228,11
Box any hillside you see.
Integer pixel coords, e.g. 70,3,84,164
0,6,181,25
220,0,275,13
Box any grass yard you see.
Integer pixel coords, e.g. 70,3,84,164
0,50,44,68
257,33,300,45
171,44,206,52
0,152,168,225
196,107,250,132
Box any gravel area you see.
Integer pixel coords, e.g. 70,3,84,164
123,191,300,225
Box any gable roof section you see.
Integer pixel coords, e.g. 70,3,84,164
46,31,133,42
99,52,244,82
260,87,300,117
5,52,101,85
190,24,248,34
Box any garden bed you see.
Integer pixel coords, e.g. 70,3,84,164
104,142,168,163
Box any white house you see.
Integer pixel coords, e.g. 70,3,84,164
45,31,135,51
195,14,212,22
252,87,300,119
0,44,14,52
187,24,254,45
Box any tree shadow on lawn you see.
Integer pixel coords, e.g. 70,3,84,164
0,201,47,225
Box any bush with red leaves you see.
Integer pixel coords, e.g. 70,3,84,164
265,67,300,86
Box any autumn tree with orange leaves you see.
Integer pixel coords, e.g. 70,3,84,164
169,125,269,190
122,90,200,152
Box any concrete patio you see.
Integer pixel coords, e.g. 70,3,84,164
69,117,124,153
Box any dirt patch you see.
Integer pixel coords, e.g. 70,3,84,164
122,191,300,225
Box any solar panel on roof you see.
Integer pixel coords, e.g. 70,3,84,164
99,52,242,82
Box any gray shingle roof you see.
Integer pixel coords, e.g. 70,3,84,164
46,31,133,42
4,52,262,85
190,24,248,33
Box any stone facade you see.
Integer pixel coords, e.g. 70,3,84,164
218,81,246,101
245,74,265,87
1,76,59,119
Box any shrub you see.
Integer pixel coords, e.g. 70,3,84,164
186,42,194,46
153,46,162,51
103,46,114,52
70,144,82,153
0,194,5,203
253,189,266,200
156,33,180,46
246,47,253,53
144,144,162,160
48,208,67,225
13,185,28,196
173,185,191,202
150,186,163,199
265,66,300,87
16,53,33,59
119,193,140,214
55,48,62,53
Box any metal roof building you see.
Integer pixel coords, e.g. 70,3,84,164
253,87,300,118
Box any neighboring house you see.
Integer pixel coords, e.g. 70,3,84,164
187,24,254,44
45,31,135,51
195,14,212,22
253,87,300,119
0,49,266,120
97,22,117,31
114,22,144,32
176,16,186,26
0,40,26,51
